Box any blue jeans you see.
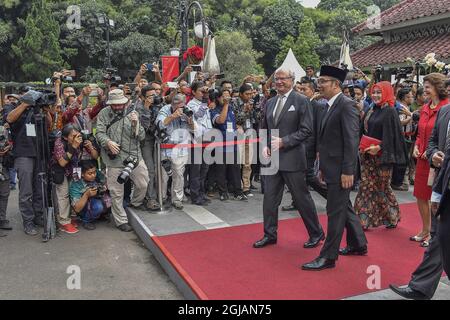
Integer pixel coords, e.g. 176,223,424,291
80,198,105,223
9,168,16,186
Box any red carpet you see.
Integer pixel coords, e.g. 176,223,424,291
156,203,431,300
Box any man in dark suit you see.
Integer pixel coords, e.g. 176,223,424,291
302,66,368,271
253,68,324,249
283,80,328,212
390,104,450,299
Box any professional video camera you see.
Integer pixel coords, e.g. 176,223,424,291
20,90,57,108
117,156,139,184
393,67,413,81
374,65,384,83
104,68,122,83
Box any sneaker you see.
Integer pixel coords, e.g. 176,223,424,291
60,223,79,234
234,193,248,201
0,219,12,230
9,185,16,190
250,184,258,191
145,199,161,212
71,218,79,228
117,223,133,232
173,201,184,210
192,198,208,206
82,222,96,231
24,224,39,236
243,190,254,197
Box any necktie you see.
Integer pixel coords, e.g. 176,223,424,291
274,95,284,125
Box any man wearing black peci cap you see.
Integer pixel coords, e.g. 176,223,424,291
302,66,368,271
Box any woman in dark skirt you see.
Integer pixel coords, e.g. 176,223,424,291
354,81,408,230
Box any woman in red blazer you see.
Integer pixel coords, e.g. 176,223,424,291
412,73,449,246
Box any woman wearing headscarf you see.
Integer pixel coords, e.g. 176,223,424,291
354,81,408,229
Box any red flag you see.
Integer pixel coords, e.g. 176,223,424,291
162,56,180,83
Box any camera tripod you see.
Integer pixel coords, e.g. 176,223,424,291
33,105,57,242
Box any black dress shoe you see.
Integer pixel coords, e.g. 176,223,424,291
281,204,296,211
0,219,12,230
339,245,368,256
253,236,277,248
304,233,325,249
302,257,336,271
389,285,430,300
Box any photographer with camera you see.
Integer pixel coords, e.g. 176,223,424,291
186,81,213,205
231,83,255,198
51,124,85,234
6,91,53,235
209,88,248,201
157,94,197,210
70,161,111,231
96,89,149,232
136,85,163,211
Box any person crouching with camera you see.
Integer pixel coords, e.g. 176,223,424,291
96,89,149,232
157,94,197,210
69,162,111,230
52,124,99,234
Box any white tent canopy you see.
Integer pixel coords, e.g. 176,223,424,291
279,49,306,83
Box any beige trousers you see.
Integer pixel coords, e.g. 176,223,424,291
107,161,149,226
55,176,71,226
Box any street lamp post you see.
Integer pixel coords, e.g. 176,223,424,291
98,14,114,69
179,0,208,70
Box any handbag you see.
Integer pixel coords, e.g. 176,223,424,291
359,135,382,154
51,164,66,185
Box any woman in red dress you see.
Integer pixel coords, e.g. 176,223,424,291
412,73,449,246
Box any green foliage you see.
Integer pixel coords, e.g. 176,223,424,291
252,0,304,72
110,32,167,71
12,0,66,81
214,30,263,86
276,17,321,69
0,0,403,81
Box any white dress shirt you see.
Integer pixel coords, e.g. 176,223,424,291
273,88,294,118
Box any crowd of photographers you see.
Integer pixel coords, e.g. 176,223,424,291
1,62,449,240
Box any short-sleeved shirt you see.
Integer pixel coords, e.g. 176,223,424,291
210,105,237,153
69,170,106,206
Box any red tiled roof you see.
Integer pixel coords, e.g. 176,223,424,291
352,0,450,33
351,32,450,67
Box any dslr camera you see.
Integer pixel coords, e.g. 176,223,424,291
86,182,108,198
117,156,139,184
182,107,193,118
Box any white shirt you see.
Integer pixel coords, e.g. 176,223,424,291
326,92,342,111
273,88,294,118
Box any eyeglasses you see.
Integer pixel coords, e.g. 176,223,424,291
274,77,293,82
317,78,335,85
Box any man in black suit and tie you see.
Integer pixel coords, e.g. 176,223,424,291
253,68,324,249
302,66,367,271
390,104,450,299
